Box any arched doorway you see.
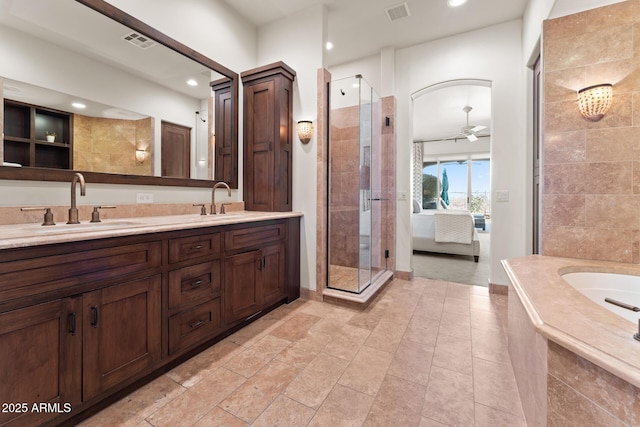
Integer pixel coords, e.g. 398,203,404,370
410,79,492,286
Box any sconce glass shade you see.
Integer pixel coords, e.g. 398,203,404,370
297,120,313,144
135,149,147,163
578,83,613,122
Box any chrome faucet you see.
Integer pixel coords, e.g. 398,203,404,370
68,172,86,224
211,181,231,214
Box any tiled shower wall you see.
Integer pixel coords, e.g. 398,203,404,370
74,115,154,176
328,104,361,268
542,0,640,263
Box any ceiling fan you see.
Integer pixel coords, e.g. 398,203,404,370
454,105,486,142
415,105,490,143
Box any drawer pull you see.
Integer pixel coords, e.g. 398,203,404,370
190,319,206,329
91,306,99,328
69,312,77,336
191,244,205,250
189,279,205,288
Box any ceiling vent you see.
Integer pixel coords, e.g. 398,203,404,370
385,2,410,22
122,32,156,50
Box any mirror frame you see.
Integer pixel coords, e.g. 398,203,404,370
0,0,238,188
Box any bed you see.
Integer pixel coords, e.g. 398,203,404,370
412,208,480,262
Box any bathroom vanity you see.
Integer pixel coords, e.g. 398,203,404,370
0,212,300,426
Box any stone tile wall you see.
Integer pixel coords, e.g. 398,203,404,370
542,0,640,263
74,115,153,176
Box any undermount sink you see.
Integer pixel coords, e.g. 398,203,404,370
26,220,145,234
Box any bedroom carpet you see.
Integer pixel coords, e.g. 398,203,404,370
412,231,490,287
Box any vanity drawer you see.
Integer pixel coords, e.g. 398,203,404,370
168,298,222,355
168,261,221,312
169,232,222,264
225,223,285,251
0,241,162,303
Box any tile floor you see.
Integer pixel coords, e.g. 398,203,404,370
79,277,526,427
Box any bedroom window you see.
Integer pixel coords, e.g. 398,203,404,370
421,158,490,216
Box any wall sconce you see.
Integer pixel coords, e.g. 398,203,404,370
297,120,313,144
135,149,147,163
578,83,613,122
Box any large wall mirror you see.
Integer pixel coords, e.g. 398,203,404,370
0,0,238,188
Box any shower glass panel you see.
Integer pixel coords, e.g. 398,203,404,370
327,75,386,294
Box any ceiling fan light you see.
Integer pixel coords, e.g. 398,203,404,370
447,0,468,7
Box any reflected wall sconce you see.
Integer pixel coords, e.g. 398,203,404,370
135,149,147,163
297,120,313,144
578,83,613,122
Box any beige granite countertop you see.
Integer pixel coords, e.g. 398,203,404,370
0,211,303,250
503,255,640,389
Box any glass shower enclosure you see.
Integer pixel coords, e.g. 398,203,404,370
327,75,387,294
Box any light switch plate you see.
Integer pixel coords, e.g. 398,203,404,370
136,192,153,204
397,191,408,201
496,190,509,202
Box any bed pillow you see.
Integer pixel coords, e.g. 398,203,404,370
413,199,422,213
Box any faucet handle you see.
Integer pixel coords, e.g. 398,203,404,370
21,207,56,226
90,205,116,223
220,203,234,214
192,203,207,215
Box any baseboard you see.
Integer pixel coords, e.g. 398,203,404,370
489,283,508,295
394,269,413,281
299,287,323,302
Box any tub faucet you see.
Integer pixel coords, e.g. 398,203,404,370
68,172,86,224
211,181,231,214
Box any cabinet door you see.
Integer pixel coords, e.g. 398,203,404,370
260,242,286,307
224,250,261,324
244,80,275,211
0,297,81,427
83,275,161,401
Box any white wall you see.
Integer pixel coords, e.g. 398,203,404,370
395,20,526,286
106,0,256,74
330,54,382,93
549,0,626,18
256,6,325,291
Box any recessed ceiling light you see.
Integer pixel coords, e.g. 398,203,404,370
325,41,333,51
72,102,86,109
447,0,467,7
186,79,198,86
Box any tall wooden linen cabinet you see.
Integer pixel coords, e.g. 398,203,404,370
242,62,296,212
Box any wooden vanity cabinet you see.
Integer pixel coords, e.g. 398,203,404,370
0,297,81,427
223,222,287,325
0,216,300,426
242,62,295,212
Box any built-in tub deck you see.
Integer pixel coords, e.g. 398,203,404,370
504,255,640,426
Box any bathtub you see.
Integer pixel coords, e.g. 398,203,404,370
503,256,640,426
562,272,640,323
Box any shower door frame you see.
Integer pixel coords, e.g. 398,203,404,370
326,75,387,294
